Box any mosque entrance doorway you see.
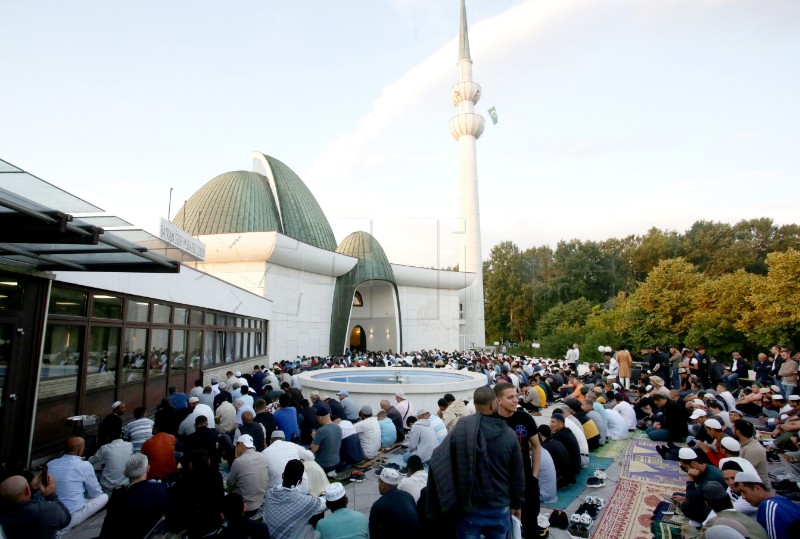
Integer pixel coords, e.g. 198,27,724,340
349,325,366,352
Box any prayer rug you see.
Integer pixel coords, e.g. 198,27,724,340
542,456,614,510
618,439,685,487
593,477,677,539
632,430,651,440
592,438,629,459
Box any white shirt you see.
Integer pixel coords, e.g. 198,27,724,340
262,439,315,489
338,420,357,439
604,408,629,441
178,404,216,436
614,401,637,430
89,438,133,491
398,471,428,503
353,416,381,458
565,415,589,455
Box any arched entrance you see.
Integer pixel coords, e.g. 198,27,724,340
349,325,366,352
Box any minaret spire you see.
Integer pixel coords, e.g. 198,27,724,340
458,0,471,61
449,0,486,350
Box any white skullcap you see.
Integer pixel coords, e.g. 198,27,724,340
324,482,346,501
679,447,698,460
720,437,740,452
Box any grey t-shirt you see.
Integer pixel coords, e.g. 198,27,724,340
313,423,342,468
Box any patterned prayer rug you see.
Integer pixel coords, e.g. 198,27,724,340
618,439,685,487
542,456,614,510
592,438,629,459
632,430,652,440
593,477,679,539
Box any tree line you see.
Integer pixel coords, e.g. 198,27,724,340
483,218,800,361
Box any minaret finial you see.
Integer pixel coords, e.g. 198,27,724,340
459,0,471,61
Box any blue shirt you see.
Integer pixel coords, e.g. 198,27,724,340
757,495,800,539
429,415,447,445
273,407,300,439
48,454,104,513
379,418,397,447
316,508,369,539
169,392,189,410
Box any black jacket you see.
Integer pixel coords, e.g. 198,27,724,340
427,413,524,516
0,494,71,539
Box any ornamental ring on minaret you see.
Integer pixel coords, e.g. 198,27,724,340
449,113,485,140
450,81,482,106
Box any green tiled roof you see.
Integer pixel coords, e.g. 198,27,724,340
330,232,400,354
172,171,282,235
262,155,337,251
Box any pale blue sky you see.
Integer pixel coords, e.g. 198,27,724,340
2,0,798,268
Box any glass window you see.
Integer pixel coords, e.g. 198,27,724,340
172,330,187,371
0,279,24,311
92,294,122,319
153,304,171,324
149,329,169,378
216,332,225,363
226,332,236,362
173,307,188,325
39,324,84,396
188,330,202,369
217,314,227,327
86,326,119,389
122,328,148,383
204,331,214,366
254,331,262,356
234,332,242,361
190,310,203,326
204,312,216,326
126,300,150,322
49,287,87,317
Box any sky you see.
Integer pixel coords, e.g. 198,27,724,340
1,0,798,269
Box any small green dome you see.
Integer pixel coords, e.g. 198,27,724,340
172,171,281,235
335,231,394,281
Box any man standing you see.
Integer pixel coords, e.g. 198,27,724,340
369,468,421,539
494,381,542,537
0,473,71,539
226,434,269,518
427,386,525,539
47,436,109,533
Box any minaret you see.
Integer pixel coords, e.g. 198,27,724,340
449,0,486,349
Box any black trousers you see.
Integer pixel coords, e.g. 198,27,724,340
522,475,541,536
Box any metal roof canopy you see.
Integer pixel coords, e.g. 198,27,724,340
0,158,185,273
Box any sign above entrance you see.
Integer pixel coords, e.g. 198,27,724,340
159,218,206,261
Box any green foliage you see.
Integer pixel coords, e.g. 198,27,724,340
482,218,800,356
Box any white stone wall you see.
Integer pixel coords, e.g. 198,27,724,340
264,264,336,360
397,285,460,352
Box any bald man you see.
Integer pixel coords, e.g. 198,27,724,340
0,473,70,539
47,436,108,533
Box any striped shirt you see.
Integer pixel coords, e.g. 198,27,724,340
123,417,154,452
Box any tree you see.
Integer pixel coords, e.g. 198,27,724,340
741,249,800,347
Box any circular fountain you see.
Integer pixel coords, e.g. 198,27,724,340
297,367,487,413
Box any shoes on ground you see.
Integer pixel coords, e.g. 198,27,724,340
349,471,366,483
548,510,569,530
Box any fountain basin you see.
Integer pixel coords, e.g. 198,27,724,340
297,367,487,415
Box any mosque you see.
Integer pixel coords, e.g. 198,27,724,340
0,0,486,467
169,0,488,360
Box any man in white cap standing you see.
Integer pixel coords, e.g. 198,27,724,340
369,468,420,538
394,391,414,430
316,482,368,539
226,434,269,518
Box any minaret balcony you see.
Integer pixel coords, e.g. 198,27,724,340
449,113,485,140
451,81,482,106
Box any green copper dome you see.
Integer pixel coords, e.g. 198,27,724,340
330,231,399,355
260,154,337,251
174,155,337,251
172,171,281,235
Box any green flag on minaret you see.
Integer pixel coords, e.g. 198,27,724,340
488,106,498,125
